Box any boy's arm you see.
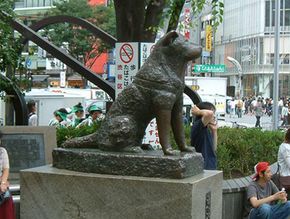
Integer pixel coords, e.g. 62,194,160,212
249,190,287,208
208,123,218,151
191,105,214,127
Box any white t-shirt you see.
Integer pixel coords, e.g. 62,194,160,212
28,114,38,126
0,147,9,172
278,142,290,176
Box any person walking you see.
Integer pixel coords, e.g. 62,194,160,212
71,103,85,127
236,98,243,118
281,103,289,127
190,102,218,170
246,161,290,219
76,105,103,128
48,108,69,128
277,128,290,195
26,99,38,126
254,98,263,128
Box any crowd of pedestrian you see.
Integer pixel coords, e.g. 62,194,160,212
226,96,290,128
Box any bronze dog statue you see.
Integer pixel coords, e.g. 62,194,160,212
62,31,201,155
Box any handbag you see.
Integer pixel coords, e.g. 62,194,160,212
272,164,290,190
271,165,282,189
279,175,290,190
0,189,11,206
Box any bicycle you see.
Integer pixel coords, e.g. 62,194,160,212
230,121,247,129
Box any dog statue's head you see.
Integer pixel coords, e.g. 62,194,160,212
155,31,202,61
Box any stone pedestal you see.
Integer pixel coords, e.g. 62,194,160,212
52,148,204,179
20,165,223,219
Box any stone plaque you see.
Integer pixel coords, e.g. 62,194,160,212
2,134,45,172
0,126,56,183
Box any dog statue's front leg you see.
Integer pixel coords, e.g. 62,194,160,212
171,101,194,153
156,110,175,155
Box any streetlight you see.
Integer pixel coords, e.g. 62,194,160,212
227,56,243,98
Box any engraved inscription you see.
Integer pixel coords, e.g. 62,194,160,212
1,134,45,172
205,191,211,219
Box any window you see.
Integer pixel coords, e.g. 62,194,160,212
265,1,270,27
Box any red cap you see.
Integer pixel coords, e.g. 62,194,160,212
252,162,269,180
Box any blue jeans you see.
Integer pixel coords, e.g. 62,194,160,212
249,202,290,219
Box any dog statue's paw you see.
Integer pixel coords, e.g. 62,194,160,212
179,146,195,153
163,148,175,156
122,146,144,154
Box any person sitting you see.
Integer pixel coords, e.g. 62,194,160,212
246,161,290,219
76,105,103,128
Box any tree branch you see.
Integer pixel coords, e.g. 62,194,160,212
143,0,166,42
167,0,185,32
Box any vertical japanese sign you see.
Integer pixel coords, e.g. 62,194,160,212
205,25,212,52
140,43,155,67
60,71,66,88
115,42,139,97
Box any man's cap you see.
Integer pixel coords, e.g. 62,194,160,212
252,162,269,180
88,105,102,113
73,103,84,113
56,111,67,121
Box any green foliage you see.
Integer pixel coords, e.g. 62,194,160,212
0,0,22,72
56,121,101,146
217,127,284,178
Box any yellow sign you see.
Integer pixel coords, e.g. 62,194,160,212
191,85,200,91
205,25,212,52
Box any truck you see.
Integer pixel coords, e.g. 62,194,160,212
184,76,228,118
24,89,86,126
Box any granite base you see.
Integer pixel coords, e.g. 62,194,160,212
20,165,223,219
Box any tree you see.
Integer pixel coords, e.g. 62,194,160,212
44,0,116,67
0,0,21,74
113,0,223,42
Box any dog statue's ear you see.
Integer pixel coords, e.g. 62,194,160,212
162,31,179,46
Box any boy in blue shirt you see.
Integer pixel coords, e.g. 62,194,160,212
190,102,217,170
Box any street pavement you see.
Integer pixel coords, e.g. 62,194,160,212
218,113,273,130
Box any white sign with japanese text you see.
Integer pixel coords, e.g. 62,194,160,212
115,42,139,97
142,119,160,149
60,71,66,88
140,43,155,67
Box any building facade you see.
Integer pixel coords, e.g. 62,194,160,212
215,0,290,98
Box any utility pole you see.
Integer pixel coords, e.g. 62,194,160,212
273,0,280,130
227,56,243,98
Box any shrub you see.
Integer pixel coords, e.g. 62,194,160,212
56,122,101,146
216,127,284,178
56,124,284,179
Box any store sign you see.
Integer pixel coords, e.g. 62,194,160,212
194,64,226,73
205,25,212,52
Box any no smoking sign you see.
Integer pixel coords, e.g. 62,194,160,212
120,43,134,64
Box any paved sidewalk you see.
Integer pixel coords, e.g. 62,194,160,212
218,113,273,130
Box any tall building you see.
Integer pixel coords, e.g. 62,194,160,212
215,0,290,98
